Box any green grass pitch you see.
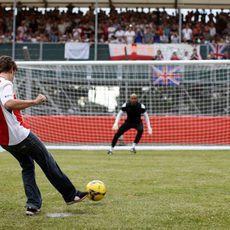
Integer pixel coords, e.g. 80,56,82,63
0,150,230,229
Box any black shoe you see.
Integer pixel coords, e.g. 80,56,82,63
130,147,136,154
26,207,41,216
66,191,89,205
107,150,113,155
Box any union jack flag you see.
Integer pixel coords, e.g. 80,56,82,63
208,43,228,59
152,65,183,86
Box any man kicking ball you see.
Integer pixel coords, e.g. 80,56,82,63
108,94,152,154
0,56,88,216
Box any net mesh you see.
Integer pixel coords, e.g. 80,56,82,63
15,61,230,147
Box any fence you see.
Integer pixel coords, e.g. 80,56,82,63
0,43,210,61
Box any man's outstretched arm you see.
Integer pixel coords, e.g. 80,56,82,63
4,94,46,111
1,83,46,111
112,110,124,130
143,112,152,135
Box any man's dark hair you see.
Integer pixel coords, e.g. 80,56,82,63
0,56,17,73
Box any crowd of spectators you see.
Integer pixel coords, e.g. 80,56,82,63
0,3,229,45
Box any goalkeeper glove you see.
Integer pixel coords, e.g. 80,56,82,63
148,127,152,135
112,124,118,130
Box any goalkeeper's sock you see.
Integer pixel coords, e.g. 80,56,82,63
107,147,113,155
131,143,136,148
130,143,137,154
108,146,113,152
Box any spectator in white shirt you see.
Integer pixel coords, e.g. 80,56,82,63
108,22,116,39
160,32,169,43
109,35,120,44
115,26,125,43
124,25,136,44
72,27,82,42
171,32,179,43
57,19,70,35
183,51,190,60
182,23,193,43
209,22,216,38
17,21,28,40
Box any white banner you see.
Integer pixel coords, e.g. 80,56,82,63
65,42,90,60
109,44,129,57
109,44,155,59
109,44,154,58
109,43,200,60
153,44,200,60
136,44,154,56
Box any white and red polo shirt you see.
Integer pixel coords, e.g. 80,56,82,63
0,77,30,146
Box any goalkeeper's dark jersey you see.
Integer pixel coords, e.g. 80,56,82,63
121,102,146,124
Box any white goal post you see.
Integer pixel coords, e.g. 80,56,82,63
14,60,230,150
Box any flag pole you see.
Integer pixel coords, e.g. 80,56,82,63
94,0,98,60
12,0,17,59
178,8,182,43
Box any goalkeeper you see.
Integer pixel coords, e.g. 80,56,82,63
108,94,152,154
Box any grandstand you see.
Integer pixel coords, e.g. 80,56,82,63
0,1,229,45
0,0,230,8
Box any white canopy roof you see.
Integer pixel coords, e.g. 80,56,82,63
1,0,230,9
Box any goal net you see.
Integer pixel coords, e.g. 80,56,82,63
15,60,230,150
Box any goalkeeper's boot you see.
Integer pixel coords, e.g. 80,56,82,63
107,150,113,155
130,147,136,154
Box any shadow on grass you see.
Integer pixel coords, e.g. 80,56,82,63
85,202,106,207
63,208,87,215
62,202,106,216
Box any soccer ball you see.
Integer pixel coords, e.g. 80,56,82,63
86,180,106,201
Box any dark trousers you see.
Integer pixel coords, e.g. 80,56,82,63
112,122,144,148
1,132,77,209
